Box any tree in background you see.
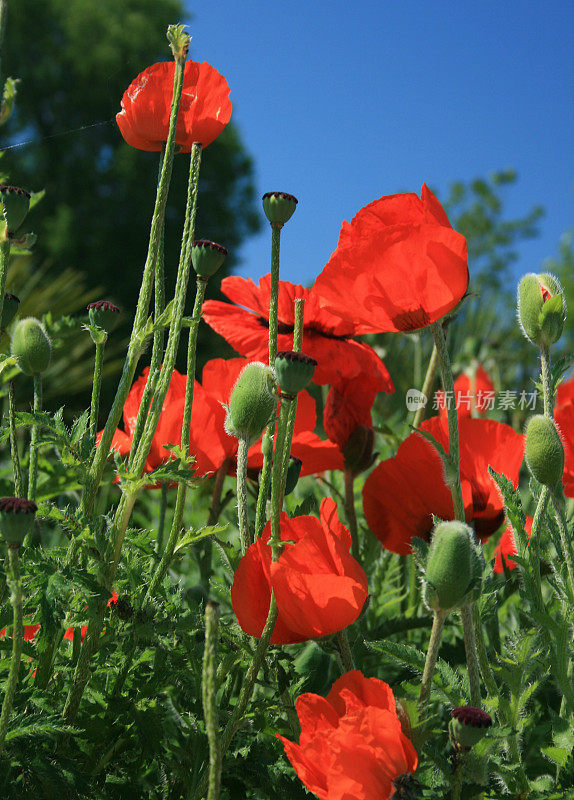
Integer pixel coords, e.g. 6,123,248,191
2,0,260,409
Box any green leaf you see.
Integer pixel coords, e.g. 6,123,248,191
173,523,228,554
541,745,571,769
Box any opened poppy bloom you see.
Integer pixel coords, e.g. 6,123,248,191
363,416,525,554
116,60,231,151
277,670,418,800
493,517,533,574
231,498,368,644
0,623,40,641
313,184,468,333
324,379,379,475
555,378,574,499
201,275,394,392
437,365,495,418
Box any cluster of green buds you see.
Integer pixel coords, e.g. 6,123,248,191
423,521,484,613
11,317,52,376
525,415,564,491
449,706,492,751
274,350,317,398
262,191,298,228
191,239,228,279
0,497,37,547
225,362,278,444
517,272,566,348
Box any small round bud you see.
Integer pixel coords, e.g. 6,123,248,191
274,351,317,396
0,185,31,234
11,317,52,375
191,240,228,279
424,521,483,612
0,497,37,546
517,272,566,347
87,300,120,331
525,415,564,489
449,706,492,750
225,362,277,445
342,425,376,476
262,191,298,227
284,455,302,496
1,292,20,329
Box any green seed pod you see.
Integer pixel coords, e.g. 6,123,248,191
0,185,31,234
274,351,317,396
424,521,482,612
225,362,277,445
0,497,37,546
517,272,566,347
525,415,564,489
449,706,492,750
262,191,298,227
87,300,120,332
342,425,376,476
191,239,228,279
1,292,20,329
11,317,52,375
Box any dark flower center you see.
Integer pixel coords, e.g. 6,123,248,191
451,706,492,728
0,497,37,514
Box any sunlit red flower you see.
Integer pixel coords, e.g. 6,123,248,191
313,184,468,333
231,498,368,644
555,383,574,499
116,60,231,151
277,670,418,800
363,416,525,554
437,366,495,418
64,591,119,643
202,275,394,392
556,374,574,410
0,624,40,641
493,518,532,574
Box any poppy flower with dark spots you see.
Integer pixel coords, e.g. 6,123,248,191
313,184,468,333
277,670,418,800
231,498,367,644
116,60,231,151
493,517,532,574
363,416,524,554
201,275,393,392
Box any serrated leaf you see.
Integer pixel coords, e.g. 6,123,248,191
541,745,571,768
174,523,228,553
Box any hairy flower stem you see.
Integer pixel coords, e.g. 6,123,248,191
89,340,105,442
540,345,553,418
472,604,497,697
451,754,466,800
202,602,221,800
279,299,305,482
200,460,230,586
269,398,294,558
8,382,23,497
0,238,10,335
460,604,481,706
413,342,439,429
236,436,251,555
155,482,169,554
27,374,42,502
344,470,359,560
419,609,446,710
0,546,23,753
79,55,186,519
550,490,574,601
336,629,355,672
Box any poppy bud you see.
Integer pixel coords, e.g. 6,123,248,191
0,185,30,235
423,521,483,612
0,497,37,546
274,351,317,397
1,292,20,329
87,300,120,332
191,240,228,279
262,191,298,227
525,415,564,490
11,317,52,376
517,272,566,347
284,455,302,496
342,425,376,476
449,706,492,750
225,362,277,444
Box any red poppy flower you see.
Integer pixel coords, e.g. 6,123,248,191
201,275,394,391
324,380,377,451
63,591,119,643
437,366,495,418
231,498,368,644
555,392,574,499
313,184,469,333
556,374,574,411
493,518,532,574
277,670,418,800
116,60,231,151
0,623,40,641
363,416,525,554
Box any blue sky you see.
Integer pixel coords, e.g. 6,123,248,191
184,1,573,288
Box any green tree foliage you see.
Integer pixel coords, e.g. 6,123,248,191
1,0,260,406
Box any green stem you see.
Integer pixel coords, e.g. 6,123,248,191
549,489,574,602
200,459,229,586
268,226,281,363
451,754,466,800
343,469,359,560
413,342,438,429
269,399,292,559
202,602,221,800
155,481,169,554
0,546,23,753
0,0,7,81
472,603,497,697
236,436,251,555
419,609,446,710
336,630,355,672
8,382,23,497
0,238,10,333
279,298,305,481
540,345,553,418
27,374,42,502
89,340,105,442
461,604,481,707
